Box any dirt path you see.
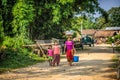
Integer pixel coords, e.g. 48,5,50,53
0,44,117,80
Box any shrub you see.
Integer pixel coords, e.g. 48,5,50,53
0,47,45,73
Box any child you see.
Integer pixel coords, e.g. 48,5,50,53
47,45,53,66
53,41,61,66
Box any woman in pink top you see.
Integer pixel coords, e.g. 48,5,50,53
47,45,53,66
53,41,61,66
64,37,76,66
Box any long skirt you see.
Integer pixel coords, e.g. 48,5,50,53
66,50,73,62
53,54,60,66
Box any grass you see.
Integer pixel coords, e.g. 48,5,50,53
115,46,120,52
111,55,119,68
110,46,120,68
0,48,46,74
112,55,119,62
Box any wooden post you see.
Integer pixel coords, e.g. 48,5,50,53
36,42,47,58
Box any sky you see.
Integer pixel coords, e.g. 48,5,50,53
94,0,120,17
98,0,120,11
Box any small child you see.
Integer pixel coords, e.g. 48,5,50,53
47,45,53,66
53,41,61,66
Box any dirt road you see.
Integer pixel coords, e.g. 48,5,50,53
0,44,117,80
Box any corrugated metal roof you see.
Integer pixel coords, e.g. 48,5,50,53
105,27,120,30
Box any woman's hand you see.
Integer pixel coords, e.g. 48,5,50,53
74,48,76,54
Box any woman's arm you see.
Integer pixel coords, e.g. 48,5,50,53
73,45,76,54
73,41,76,54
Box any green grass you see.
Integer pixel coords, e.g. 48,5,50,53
0,48,46,73
110,46,120,68
111,55,119,62
111,55,119,68
115,46,120,52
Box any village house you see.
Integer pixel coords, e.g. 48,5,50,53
74,27,120,43
79,27,120,44
94,30,115,43
82,29,96,37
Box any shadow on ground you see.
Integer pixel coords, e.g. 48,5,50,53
0,44,116,80
8,59,116,80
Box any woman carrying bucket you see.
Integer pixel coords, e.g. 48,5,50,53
64,37,76,66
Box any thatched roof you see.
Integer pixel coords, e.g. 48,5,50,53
94,30,115,38
81,29,119,38
82,29,96,36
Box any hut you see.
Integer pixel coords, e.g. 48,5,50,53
82,29,96,37
94,30,115,43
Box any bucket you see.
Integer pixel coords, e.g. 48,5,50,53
73,56,79,62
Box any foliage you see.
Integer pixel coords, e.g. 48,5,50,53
107,34,120,44
96,7,120,29
30,0,100,39
1,0,16,37
108,7,120,26
107,37,114,44
71,16,97,33
0,48,45,73
0,0,101,40
114,34,120,41
82,17,97,29
96,17,106,29
0,11,4,46
95,7,109,29
12,0,35,45
3,36,33,49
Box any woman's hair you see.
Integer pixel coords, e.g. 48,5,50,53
67,36,72,40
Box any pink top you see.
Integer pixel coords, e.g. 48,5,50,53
53,45,60,54
65,41,74,50
48,49,53,56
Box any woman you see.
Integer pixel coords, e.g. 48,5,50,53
64,37,76,66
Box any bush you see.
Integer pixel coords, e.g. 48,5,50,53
107,34,120,44
0,47,45,73
107,37,114,44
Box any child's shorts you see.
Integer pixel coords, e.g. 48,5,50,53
48,56,53,60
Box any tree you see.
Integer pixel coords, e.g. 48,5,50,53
12,0,35,46
30,0,100,39
108,7,120,26
96,7,120,29
0,9,4,46
96,17,106,28
0,0,102,45
71,16,97,31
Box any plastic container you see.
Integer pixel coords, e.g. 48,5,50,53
73,56,79,62
65,30,74,35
